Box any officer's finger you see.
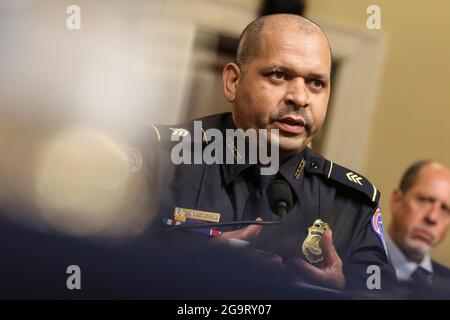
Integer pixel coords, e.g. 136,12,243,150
293,258,326,283
294,258,345,290
214,217,263,244
240,217,263,240
321,229,341,266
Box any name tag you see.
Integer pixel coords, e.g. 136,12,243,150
173,207,221,223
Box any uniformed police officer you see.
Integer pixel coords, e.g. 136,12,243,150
133,14,396,293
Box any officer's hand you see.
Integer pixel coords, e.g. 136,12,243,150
213,217,263,245
293,229,345,290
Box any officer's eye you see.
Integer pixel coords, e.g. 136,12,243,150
309,79,324,89
270,71,287,80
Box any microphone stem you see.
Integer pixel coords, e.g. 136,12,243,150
169,220,281,230
278,207,287,219
277,204,288,260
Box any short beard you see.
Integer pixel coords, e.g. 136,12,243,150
397,236,430,263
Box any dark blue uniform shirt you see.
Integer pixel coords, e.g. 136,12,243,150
133,112,396,290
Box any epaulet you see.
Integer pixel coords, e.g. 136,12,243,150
144,123,194,143
143,113,230,144
303,149,380,204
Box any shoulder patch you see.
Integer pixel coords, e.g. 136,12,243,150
370,208,388,257
303,150,380,205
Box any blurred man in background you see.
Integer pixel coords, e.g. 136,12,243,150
387,160,450,290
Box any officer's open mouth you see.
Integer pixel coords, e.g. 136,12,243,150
273,117,306,134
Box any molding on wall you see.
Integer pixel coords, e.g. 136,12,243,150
318,21,388,173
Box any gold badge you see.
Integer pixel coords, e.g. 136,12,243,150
302,219,329,264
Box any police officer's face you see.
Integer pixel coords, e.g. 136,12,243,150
223,26,331,154
390,164,450,261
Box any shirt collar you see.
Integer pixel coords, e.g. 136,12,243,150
277,150,306,198
385,233,433,281
220,114,255,185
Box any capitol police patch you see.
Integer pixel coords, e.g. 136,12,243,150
370,208,388,257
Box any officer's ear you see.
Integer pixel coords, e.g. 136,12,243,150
223,62,241,103
390,189,404,218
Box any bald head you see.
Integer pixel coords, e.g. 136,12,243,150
399,160,450,193
223,13,332,154
236,14,331,72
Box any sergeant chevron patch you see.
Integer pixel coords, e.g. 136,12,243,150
169,127,190,137
346,172,363,186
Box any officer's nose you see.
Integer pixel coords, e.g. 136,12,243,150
284,78,310,110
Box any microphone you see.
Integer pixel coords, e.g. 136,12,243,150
267,179,294,219
170,179,294,231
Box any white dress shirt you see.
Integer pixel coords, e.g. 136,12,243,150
385,233,433,281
